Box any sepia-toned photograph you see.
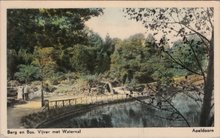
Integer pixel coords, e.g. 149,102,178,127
1,1,220,138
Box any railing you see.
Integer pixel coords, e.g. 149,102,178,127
45,93,144,110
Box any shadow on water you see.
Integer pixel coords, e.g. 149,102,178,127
50,92,201,128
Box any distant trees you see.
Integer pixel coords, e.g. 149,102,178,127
171,36,208,75
124,7,214,126
110,33,174,84
97,34,115,74
110,33,147,83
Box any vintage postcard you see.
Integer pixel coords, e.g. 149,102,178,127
0,1,220,138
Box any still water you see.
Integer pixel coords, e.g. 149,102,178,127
50,92,201,128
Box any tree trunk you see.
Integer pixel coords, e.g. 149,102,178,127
41,81,44,107
200,31,214,126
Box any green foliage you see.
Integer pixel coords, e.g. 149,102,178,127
124,8,214,126
110,33,156,83
14,64,41,83
32,47,58,81
17,49,34,64
8,8,208,88
7,8,103,81
7,8,213,127
74,74,101,91
7,49,18,79
7,9,103,50
69,44,98,73
171,36,207,75
96,34,115,73
123,8,212,75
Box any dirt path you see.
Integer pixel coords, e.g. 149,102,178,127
7,99,42,128
7,93,89,128
7,95,91,128
7,86,143,128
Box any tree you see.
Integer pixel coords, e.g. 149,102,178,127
32,47,58,106
171,36,207,76
124,8,214,126
7,49,18,79
145,33,157,54
96,34,115,74
110,33,154,83
7,8,103,78
7,9,103,50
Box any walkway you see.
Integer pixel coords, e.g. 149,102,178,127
7,89,144,128
7,99,41,128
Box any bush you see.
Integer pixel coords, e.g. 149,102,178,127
14,64,41,83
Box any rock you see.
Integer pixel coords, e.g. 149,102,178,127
7,87,17,97
8,80,20,87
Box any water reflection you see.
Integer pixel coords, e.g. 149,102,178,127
50,92,201,128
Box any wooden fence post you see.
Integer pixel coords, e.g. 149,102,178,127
44,100,49,110
55,101,57,108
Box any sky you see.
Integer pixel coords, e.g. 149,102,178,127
85,8,148,40
85,8,210,44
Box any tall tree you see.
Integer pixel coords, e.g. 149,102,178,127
97,34,115,73
7,8,103,78
7,9,103,50
110,33,156,83
124,8,214,126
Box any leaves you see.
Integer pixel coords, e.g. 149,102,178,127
7,8,103,80
14,64,41,82
123,8,213,45
171,36,207,73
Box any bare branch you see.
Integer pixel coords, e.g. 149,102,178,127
175,8,183,29
131,94,187,123
163,50,202,75
181,24,210,44
148,112,185,122
161,95,190,126
145,83,191,127
187,40,206,83
132,95,174,113
182,91,202,108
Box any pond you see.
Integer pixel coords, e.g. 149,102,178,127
49,92,202,128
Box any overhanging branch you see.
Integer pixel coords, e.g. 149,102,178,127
163,50,202,76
